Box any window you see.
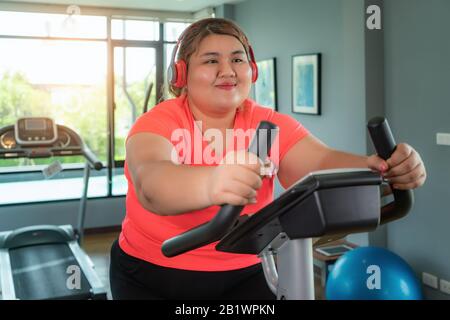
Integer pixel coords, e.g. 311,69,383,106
0,38,108,203
112,19,159,41
113,46,156,160
0,11,106,38
0,7,195,204
0,39,107,160
0,170,107,205
164,22,190,42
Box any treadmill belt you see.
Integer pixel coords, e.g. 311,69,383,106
9,243,92,300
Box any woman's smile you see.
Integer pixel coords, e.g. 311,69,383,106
215,82,237,91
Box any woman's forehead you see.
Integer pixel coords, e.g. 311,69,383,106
196,34,245,55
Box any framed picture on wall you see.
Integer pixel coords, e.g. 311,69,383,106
254,58,277,111
292,53,321,115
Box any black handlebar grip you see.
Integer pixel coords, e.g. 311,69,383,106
367,117,397,161
367,117,414,224
161,121,279,257
247,121,279,158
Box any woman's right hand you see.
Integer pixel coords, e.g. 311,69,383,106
205,150,263,206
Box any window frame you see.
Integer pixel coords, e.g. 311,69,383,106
0,4,197,202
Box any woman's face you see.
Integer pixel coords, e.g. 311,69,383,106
186,34,252,114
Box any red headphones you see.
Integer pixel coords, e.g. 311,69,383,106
168,32,259,88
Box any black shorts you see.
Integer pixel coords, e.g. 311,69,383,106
109,239,275,300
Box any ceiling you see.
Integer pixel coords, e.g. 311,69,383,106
3,0,244,12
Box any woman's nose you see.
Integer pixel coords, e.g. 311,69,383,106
217,61,236,78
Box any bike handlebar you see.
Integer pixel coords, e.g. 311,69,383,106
367,117,414,224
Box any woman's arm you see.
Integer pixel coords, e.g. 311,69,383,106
126,132,263,216
277,134,426,191
126,133,213,216
277,134,369,189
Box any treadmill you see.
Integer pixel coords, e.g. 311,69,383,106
0,117,107,300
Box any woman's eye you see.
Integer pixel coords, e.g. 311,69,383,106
205,59,218,64
233,58,244,63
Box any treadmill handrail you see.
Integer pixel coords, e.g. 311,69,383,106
57,125,103,171
82,144,103,170
161,121,279,257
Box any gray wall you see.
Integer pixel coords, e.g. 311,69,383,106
215,3,235,20
383,0,450,300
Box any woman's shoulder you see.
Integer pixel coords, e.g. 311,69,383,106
128,95,187,139
243,98,291,124
150,95,185,114
242,98,274,120
135,96,185,123
243,98,308,132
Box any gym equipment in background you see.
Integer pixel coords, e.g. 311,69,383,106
162,117,415,300
0,117,107,300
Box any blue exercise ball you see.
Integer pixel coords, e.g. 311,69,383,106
325,246,422,300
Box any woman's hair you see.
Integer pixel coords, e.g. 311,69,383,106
168,18,251,97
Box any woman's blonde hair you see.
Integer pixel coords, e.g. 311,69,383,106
168,18,252,97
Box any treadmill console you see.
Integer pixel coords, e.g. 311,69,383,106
15,117,58,146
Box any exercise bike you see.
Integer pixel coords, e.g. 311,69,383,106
161,117,413,300
0,117,107,300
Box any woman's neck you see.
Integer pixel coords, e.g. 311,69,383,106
188,98,238,133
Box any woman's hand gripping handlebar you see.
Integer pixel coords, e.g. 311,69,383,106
367,117,414,224
161,121,279,257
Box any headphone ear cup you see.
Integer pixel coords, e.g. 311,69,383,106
168,63,176,86
173,60,187,88
251,61,258,83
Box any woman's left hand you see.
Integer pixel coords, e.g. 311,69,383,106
367,143,426,190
